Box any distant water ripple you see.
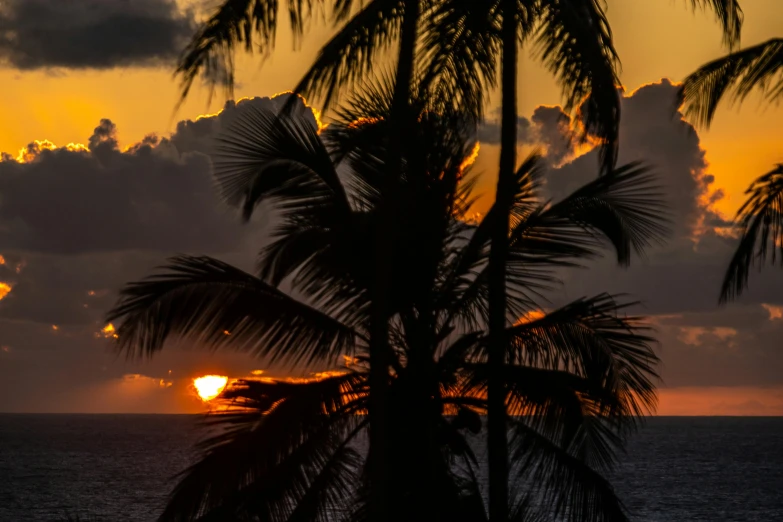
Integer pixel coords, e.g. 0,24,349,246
0,415,781,521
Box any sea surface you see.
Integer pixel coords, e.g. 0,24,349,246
0,415,781,521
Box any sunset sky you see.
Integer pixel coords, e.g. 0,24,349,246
1,0,782,414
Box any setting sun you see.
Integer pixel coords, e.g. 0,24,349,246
193,375,228,402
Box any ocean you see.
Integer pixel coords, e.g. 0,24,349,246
0,415,781,521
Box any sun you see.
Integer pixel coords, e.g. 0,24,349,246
193,375,229,402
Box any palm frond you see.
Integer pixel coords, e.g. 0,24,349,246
499,160,667,319
159,374,367,522
466,363,627,470
519,161,669,267
720,164,783,302
536,0,621,172
213,100,350,222
504,293,659,419
292,0,404,110
687,0,743,48
681,38,783,127
509,419,628,522
437,156,543,329
419,0,501,121
176,0,318,102
106,255,359,366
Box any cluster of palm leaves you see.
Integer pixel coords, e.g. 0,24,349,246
106,1,751,521
110,88,663,522
681,34,783,301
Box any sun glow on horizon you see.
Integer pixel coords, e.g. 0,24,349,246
193,375,229,402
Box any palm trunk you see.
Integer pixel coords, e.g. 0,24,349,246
369,1,419,521
487,1,517,521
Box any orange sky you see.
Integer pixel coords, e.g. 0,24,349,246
1,0,781,414
1,1,780,218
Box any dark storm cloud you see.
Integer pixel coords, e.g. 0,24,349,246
545,79,714,236
0,95,316,256
652,305,783,388
1,83,781,411
542,78,760,313
477,105,578,164
0,93,325,411
0,128,240,254
0,0,196,69
534,79,783,387
0,94,317,328
477,112,534,144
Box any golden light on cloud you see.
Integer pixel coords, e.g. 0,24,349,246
14,140,88,163
101,323,119,339
0,254,5,265
762,303,783,321
347,116,382,129
16,139,56,162
122,373,173,389
193,375,229,402
459,142,481,175
515,309,546,325
271,91,327,133
51,324,58,331
0,282,11,301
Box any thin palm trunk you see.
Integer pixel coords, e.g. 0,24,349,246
487,2,517,520
369,1,420,521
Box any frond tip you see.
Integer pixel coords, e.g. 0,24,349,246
681,38,783,127
688,0,744,49
175,0,317,102
720,164,783,302
106,255,358,366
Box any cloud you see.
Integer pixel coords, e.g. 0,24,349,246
529,79,783,391
0,93,327,412
0,0,196,70
0,125,239,255
0,94,318,257
658,386,783,415
1,81,782,411
477,112,534,144
477,105,584,165
0,94,319,329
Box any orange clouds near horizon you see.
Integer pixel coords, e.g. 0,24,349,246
657,387,783,416
85,371,783,416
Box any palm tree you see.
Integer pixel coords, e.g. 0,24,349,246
178,5,426,514
422,2,742,518
171,3,729,518
681,38,783,301
108,91,667,520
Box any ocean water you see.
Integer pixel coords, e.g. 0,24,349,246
0,415,781,521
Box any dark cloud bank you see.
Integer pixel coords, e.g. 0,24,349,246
1,81,781,412
0,94,319,411
0,0,195,69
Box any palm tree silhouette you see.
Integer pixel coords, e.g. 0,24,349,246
681,37,783,301
108,88,667,521
423,2,742,517
178,6,429,513
169,3,734,518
